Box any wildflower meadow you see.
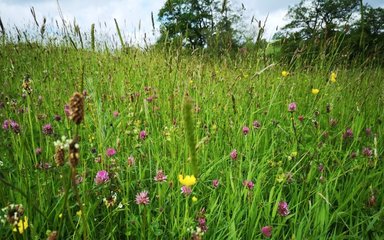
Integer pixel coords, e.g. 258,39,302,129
1,17,384,240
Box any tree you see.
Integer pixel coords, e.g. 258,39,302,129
158,0,215,48
281,0,359,40
157,0,242,51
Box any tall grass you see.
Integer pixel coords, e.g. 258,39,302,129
0,17,383,239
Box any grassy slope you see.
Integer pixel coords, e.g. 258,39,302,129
0,42,383,239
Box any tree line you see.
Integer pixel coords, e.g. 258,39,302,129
157,0,384,64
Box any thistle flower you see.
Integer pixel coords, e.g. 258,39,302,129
261,226,272,238
179,174,197,186
69,92,84,125
135,191,150,205
230,149,238,160
154,170,167,182
94,170,109,185
278,201,290,216
42,123,53,135
288,102,297,112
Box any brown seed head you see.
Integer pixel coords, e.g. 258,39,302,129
69,92,84,125
47,231,58,240
69,137,80,167
54,147,65,166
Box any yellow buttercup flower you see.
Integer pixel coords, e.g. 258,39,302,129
281,71,289,77
192,196,198,202
13,216,28,234
330,72,337,83
312,88,320,95
76,210,82,216
178,174,197,187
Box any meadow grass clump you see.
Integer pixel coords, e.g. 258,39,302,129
0,24,383,239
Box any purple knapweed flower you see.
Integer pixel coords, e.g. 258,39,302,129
343,128,354,139
212,179,219,188
53,114,61,122
42,124,53,135
35,148,42,155
362,147,372,157
242,126,250,135
288,102,297,112
154,170,167,182
230,149,238,160
253,120,261,129
106,148,117,157
135,191,150,205
243,180,254,190
113,111,119,118
2,120,10,130
10,120,20,133
94,170,109,185
261,226,272,238
278,201,290,216
139,130,147,140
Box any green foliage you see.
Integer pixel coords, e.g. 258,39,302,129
276,0,384,65
157,0,242,53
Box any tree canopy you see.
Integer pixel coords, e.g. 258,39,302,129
157,0,241,51
276,0,384,64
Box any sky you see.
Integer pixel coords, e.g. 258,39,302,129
0,0,383,46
